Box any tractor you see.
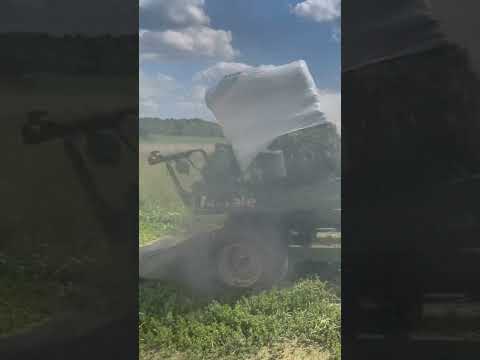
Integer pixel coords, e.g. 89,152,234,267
141,121,341,290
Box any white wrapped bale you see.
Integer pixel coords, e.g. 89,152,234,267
205,60,332,172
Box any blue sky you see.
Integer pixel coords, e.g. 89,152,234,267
139,0,340,125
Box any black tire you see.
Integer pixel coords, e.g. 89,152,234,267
214,222,289,291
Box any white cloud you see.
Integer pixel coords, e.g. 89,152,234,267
139,0,238,61
139,62,259,120
292,0,340,23
139,70,214,119
139,70,181,117
140,71,177,99
140,0,209,30
140,27,237,61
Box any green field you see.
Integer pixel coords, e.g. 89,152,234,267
139,142,187,246
1,79,136,339
139,136,341,360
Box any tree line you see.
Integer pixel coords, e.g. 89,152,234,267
140,118,224,138
0,33,137,76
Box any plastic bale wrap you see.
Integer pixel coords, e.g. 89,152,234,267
205,60,336,173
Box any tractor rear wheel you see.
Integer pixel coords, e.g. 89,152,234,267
214,224,289,290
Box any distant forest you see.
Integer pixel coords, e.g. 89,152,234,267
140,118,224,138
0,33,137,76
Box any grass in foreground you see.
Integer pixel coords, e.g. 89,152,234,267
139,200,187,246
0,253,88,337
0,256,60,337
139,279,340,360
139,137,341,359
1,233,116,338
